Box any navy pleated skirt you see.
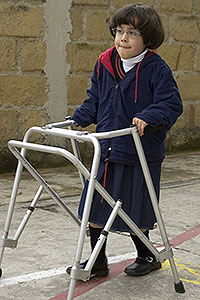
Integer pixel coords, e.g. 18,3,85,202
78,160,162,233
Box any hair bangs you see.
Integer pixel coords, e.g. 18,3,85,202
111,5,138,29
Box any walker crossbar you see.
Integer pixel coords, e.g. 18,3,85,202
0,120,185,297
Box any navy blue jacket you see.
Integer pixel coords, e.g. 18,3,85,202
72,47,183,165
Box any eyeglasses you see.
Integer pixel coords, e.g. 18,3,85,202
112,28,141,39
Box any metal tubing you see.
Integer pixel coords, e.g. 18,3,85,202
68,125,85,188
85,200,122,273
20,126,134,143
8,145,81,227
67,136,101,300
70,138,85,188
131,127,183,284
131,128,170,249
13,186,43,241
8,140,89,182
7,138,160,261
67,278,76,300
0,128,34,266
42,119,76,129
2,123,184,295
6,127,168,263
169,257,183,284
94,180,160,260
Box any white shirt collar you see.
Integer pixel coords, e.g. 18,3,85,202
121,49,148,73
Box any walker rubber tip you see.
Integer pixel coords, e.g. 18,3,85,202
174,281,185,293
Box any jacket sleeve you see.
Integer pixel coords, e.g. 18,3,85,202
71,61,99,127
134,62,183,130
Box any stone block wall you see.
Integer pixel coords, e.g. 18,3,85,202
0,0,47,171
0,0,199,172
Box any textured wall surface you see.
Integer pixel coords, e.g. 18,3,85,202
0,0,199,171
0,0,72,171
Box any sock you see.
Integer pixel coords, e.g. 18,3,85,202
89,225,107,263
130,230,155,259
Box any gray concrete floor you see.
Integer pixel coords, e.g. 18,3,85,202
0,152,200,299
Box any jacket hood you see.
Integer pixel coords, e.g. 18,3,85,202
97,47,161,102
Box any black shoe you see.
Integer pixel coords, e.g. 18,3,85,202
66,258,109,278
124,256,162,276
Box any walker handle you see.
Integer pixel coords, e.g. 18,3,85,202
42,116,77,129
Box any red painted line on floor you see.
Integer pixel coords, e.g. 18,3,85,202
49,259,133,300
49,223,200,300
169,223,200,248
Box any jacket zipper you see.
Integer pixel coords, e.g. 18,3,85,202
107,82,120,160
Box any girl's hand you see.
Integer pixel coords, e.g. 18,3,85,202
132,117,148,136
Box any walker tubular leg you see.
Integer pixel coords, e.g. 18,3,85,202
67,200,122,299
170,258,185,293
131,127,185,293
0,185,43,277
0,143,82,277
67,137,101,300
0,174,45,278
85,200,122,275
95,179,162,261
0,153,26,274
0,127,37,273
13,186,44,241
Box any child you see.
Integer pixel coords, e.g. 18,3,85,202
67,4,183,277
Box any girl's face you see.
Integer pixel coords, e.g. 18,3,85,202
114,24,145,59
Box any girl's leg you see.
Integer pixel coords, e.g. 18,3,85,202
89,223,107,263
130,230,154,258
66,222,109,277
124,230,161,276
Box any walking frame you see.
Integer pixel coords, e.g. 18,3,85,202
0,117,185,298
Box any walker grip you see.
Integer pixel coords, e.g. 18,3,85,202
43,117,77,129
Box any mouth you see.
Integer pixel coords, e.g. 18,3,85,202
119,45,130,49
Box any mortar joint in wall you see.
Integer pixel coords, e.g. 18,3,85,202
16,39,23,74
16,108,22,140
153,0,158,9
109,0,114,11
9,0,44,7
82,9,88,42
193,46,197,72
192,0,195,14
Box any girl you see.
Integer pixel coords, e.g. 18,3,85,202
67,4,183,277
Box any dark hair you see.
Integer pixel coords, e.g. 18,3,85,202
109,4,164,49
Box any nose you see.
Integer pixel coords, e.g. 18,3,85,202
121,31,128,41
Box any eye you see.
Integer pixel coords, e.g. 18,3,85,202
116,29,123,35
129,31,137,38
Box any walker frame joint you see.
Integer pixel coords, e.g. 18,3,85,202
159,247,173,262
0,238,17,249
70,268,91,281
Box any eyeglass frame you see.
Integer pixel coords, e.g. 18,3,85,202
112,27,141,39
